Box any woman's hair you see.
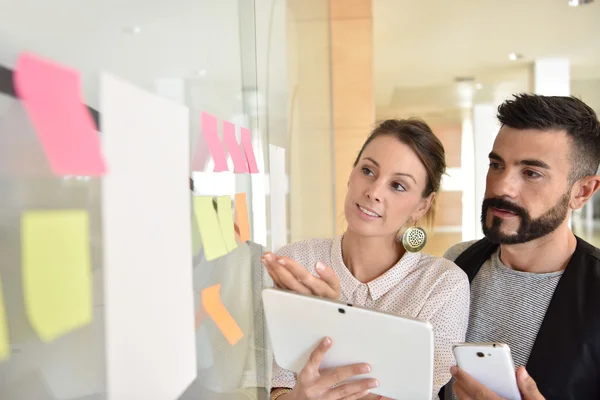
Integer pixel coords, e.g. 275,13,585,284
352,118,447,226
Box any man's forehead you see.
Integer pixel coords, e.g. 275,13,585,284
492,126,571,168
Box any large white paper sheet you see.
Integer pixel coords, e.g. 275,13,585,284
269,145,287,252
101,73,196,400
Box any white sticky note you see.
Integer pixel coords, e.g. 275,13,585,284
101,73,196,400
269,145,287,252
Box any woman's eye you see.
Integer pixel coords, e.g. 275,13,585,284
392,182,406,192
361,167,374,176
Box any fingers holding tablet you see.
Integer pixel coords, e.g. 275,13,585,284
293,337,378,400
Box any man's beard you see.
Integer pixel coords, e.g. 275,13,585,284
481,193,571,245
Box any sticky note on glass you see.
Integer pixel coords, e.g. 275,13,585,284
223,121,247,173
240,127,259,173
13,53,106,176
0,278,9,362
235,193,251,242
202,284,243,346
194,197,228,261
201,112,228,172
216,196,237,252
222,123,260,174
21,210,92,342
191,133,210,172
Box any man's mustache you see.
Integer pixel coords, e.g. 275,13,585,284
483,198,528,217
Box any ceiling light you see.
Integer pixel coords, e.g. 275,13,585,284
123,26,141,34
508,53,523,61
475,83,483,90
196,69,207,76
454,76,475,83
568,0,594,6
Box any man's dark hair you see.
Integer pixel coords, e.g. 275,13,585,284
497,93,600,182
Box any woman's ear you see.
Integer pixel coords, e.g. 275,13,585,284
412,192,435,222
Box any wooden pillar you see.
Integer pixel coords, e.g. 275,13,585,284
330,0,375,234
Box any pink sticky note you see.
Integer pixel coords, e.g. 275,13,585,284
223,121,248,173
241,127,259,173
201,112,228,172
13,52,106,176
191,132,211,172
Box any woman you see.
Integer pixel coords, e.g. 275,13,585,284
263,119,469,400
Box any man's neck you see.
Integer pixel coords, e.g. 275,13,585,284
498,224,578,273
341,230,404,283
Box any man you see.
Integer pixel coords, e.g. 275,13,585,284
444,94,600,399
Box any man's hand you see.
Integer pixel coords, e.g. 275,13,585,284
515,367,545,400
262,252,341,300
451,366,545,400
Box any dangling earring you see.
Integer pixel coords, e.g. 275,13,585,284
400,221,427,253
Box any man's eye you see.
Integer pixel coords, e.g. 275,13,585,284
524,170,541,179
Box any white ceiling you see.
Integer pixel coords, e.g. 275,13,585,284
373,0,600,110
0,0,246,110
1,0,599,120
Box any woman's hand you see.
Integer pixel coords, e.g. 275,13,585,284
289,337,379,400
262,253,341,300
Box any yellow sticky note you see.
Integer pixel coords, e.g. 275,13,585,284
216,196,238,252
194,197,228,261
0,278,9,361
21,210,92,342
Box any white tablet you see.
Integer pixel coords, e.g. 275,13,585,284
262,288,434,400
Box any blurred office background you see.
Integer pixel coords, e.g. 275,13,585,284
0,1,599,399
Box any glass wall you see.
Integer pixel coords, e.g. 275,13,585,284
0,1,282,399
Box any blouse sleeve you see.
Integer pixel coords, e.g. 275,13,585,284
417,267,470,399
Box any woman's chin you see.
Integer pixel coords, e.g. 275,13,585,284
345,223,383,238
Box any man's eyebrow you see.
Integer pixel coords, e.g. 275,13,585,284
488,152,551,170
520,159,551,170
489,152,504,162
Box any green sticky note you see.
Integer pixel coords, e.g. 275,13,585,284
194,197,228,261
0,278,9,361
21,210,92,342
216,196,238,252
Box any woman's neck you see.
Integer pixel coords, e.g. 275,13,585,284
341,229,405,283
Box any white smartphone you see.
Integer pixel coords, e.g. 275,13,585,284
453,343,521,400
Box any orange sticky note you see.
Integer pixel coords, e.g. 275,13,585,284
202,284,243,346
235,193,251,242
13,52,106,176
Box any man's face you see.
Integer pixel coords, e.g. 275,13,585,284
482,126,574,244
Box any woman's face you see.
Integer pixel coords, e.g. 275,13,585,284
344,135,434,239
